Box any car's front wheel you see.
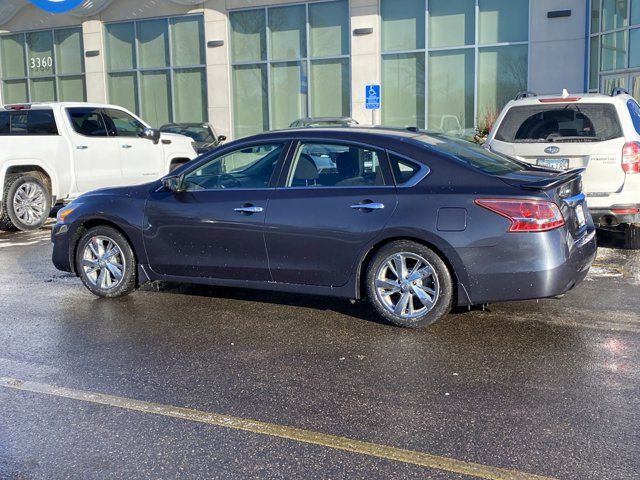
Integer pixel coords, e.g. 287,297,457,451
76,226,137,298
366,241,453,328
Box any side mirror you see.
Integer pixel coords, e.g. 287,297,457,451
141,127,161,144
217,135,227,143
162,175,183,192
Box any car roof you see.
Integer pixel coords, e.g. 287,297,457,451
0,101,137,111
507,92,635,106
246,126,422,141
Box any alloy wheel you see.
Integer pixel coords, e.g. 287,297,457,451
374,252,440,319
13,182,47,226
81,236,127,290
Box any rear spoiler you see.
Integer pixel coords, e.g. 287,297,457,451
520,168,585,191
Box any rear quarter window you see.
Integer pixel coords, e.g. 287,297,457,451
495,103,623,143
628,99,640,135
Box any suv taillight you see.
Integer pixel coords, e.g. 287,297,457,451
622,142,640,174
475,199,565,232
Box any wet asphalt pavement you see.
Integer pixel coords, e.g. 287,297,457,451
0,225,639,480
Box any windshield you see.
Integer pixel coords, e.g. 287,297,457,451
162,125,214,143
413,133,527,175
495,103,623,143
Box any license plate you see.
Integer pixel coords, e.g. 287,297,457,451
575,204,586,228
537,158,569,170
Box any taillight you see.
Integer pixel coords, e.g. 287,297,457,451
475,199,565,232
622,142,640,174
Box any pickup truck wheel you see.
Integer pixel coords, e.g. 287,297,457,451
624,224,640,249
76,226,137,298
0,173,52,232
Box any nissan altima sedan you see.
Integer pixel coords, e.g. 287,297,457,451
52,128,597,328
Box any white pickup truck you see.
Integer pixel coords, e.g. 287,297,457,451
0,102,198,231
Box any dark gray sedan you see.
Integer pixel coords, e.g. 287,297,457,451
52,127,597,328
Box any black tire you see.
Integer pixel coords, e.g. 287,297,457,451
0,173,52,232
624,224,640,249
75,226,137,298
366,241,453,328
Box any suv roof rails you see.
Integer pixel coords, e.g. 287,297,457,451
611,87,629,96
515,91,537,100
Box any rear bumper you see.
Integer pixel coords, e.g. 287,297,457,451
458,226,597,306
590,205,640,227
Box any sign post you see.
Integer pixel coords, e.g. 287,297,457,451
365,84,380,125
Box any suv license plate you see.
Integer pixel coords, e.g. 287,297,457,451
575,204,586,228
537,158,569,170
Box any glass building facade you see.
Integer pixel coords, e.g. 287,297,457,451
381,0,529,131
0,27,86,104
230,0,350,137
104,15,207,128
589,0,640,99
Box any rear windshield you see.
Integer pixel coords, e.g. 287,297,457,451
413,134,527,175
495,103,623,143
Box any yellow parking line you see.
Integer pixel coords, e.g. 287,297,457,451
0,376,555,480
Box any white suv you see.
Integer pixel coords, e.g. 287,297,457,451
486,89,640,248
0,102,198,232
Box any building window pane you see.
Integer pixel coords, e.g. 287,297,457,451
269,5,306,61
592,0,602,33
105,23,136,71
171,16,205,67
140,70,172,127
479,0,529,44
310,58,349,117
602,0,628,31
1,35,26,78
601,30,627,70
632,74,640,100
174,68,207,123
105,15,207,125
30,77,55,102
233,65,268,138
271,62,307,129
108,72,138,116
382,53,425,128
630,28,640,67
3,79,28,104
478,45,528,119
55,28,84,74
138,19,169,69
633,0,640,25
428,49,474,131
27,31,54,77
429,0,474,48
590,36,600,89
309,0,349,57
230,10,267,63
381,0,425,52
58,76,86,102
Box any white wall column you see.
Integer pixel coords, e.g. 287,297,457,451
82,19,107,104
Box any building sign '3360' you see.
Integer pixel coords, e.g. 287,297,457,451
30,56,54,72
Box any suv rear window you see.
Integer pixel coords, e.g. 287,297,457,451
628,99,640,135
0,109,58,136
495,103,623,143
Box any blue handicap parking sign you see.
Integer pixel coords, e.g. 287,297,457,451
366,85,381,110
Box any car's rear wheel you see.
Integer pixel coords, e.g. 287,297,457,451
76,226,136,298
0,173,51,232
624,223,640,249
366,241,453,328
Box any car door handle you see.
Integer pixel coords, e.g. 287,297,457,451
234,206,264,214
122,144,133,149
351,202,385,210
76,145,88,150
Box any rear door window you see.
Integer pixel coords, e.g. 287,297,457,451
628,99,640,135
495,103,623,143
67,107,109,137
